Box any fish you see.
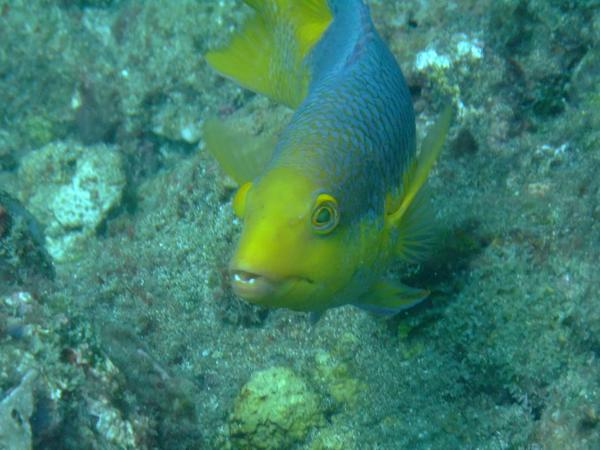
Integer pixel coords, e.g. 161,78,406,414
203,0,451,313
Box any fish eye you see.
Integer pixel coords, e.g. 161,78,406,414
311,194,339,234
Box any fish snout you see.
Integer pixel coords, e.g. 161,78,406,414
229,269,276,301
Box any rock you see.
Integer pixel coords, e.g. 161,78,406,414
308,424,358,450
313,350,363,407
17,141,125,262
0,370,37,450
151,91,203,144
228,367,324,449
0,191,55,287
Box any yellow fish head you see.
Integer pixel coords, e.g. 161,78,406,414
229,166,362,311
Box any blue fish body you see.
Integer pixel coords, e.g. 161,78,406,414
273,0,416,222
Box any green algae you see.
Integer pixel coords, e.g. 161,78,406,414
19,115,56,147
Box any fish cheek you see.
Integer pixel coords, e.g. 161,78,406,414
301,231,351,288
254,212,311,276
338,218,386,285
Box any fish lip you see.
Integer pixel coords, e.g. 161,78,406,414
230,269,278,300
229,269,313,301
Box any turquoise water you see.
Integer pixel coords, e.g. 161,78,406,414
0,0,599,449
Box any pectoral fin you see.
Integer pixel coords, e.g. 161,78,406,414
385,105,452,262
394,186,439,262
387,105,452,227
203,117,277,185
354,280,430,315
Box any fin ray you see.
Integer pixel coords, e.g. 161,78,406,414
203,117,277,184
205,0,332,108
355,280,429,315
388,105,452,226
394,186,439,262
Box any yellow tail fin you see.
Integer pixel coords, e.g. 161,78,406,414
205,0,332,108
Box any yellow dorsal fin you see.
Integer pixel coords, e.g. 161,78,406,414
387,105,453,227
205,0,332,108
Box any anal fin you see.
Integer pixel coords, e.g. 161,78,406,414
354,280,429,315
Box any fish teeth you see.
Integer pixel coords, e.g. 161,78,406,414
233,272,256,284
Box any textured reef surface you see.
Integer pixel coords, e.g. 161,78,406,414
1,0,599,449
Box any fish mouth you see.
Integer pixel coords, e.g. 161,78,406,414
229,269,313,303
230,270,279,301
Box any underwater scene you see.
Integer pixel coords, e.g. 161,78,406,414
1,0,599,449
